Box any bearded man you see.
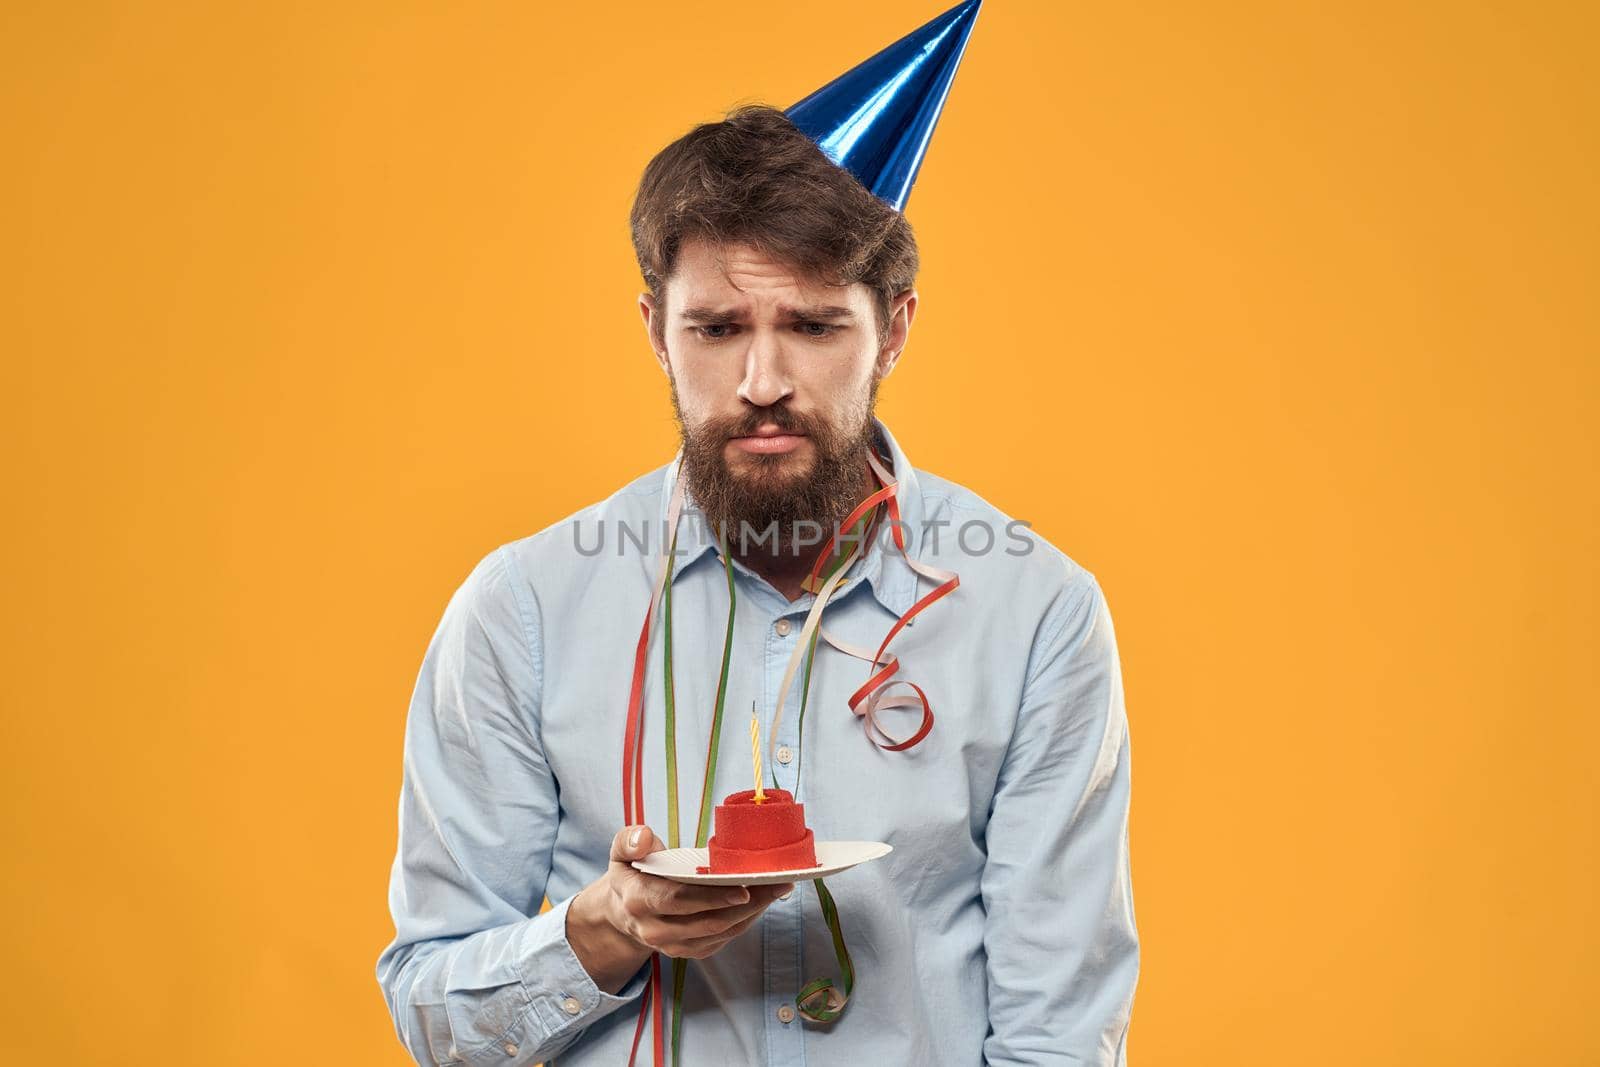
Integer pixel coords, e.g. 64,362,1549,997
377,12,1138,1064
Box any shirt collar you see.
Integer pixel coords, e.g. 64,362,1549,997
656,415,924,620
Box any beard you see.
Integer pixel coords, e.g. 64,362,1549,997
670,375,881,560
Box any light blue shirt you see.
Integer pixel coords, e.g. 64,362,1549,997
376,416,1138,1065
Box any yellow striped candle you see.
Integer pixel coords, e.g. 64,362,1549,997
750,703,765,803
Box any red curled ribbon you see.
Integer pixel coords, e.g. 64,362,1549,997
786,447,961,755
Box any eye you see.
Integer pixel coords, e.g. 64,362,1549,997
695,323,737,341
797,322,839,338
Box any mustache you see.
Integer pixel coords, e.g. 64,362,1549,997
715,410,816,439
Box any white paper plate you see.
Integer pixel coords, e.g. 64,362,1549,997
631,840,892,886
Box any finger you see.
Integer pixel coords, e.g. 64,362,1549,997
654,893,778,937
673,909,765,957
651,881,797,940
631,881,803,954
635,878,753,917
609,824,663,864
655,879,793,916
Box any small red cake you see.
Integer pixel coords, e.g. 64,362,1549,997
700,788,818,874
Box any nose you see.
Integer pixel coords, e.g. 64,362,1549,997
735,327,794,409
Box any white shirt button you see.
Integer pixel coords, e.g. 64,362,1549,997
777,1004,796,1023
561,995,581,1015
776,744,793,765
503,1042,518,1055
774,618,792,636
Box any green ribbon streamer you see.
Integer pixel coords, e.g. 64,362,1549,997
663,526,680,852
796,877,856,1022
668,527,739,1067
786,506,876,1025
661,508,879,1061
695,525,739,849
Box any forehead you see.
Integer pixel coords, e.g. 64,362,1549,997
667,237,863,313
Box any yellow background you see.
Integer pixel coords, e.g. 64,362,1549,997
4,2,1595,1063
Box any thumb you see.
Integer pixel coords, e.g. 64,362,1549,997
611,824,660,863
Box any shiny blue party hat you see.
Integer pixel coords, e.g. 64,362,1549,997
785,0,983,212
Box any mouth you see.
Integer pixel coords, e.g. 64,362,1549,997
729,425,808,455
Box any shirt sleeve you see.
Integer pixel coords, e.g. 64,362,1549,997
981,571,1140,1066
375,545,649,1066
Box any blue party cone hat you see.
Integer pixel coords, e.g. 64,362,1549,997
785,0,983,212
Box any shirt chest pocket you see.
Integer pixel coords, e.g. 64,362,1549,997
798,666,1010,873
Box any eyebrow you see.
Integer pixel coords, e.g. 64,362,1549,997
679,304,857,323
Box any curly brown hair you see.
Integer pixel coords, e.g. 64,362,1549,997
629,103,920,348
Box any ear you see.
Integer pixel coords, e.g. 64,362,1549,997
639,291,670,374
876,289,918,378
